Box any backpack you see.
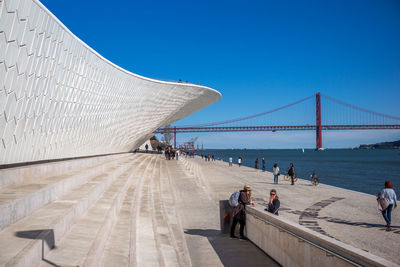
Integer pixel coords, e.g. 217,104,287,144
229,191,240,207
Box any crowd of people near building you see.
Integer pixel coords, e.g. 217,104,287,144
163,146,199,160
164,146,178,160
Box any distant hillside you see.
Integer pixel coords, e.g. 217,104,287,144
359,140,400,149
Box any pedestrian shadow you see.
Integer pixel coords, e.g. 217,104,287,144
15,229,59,266
318,217,400,231
184,229,280,267
253,181,277,185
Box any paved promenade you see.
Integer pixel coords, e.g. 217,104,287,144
187,156,399,265
167,157,278,266
1,153,398,266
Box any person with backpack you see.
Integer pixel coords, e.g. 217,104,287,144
265,189,280,215
230,185,252,240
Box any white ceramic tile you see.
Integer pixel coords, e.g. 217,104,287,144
0,0,220,164
4,0,19,13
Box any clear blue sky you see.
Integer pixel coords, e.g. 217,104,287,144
41,0,400,148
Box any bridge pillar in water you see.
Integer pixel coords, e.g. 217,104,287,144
316,92,322,149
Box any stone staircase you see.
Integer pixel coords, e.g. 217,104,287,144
0,153,194,267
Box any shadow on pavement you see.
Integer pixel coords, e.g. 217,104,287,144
184,229,281,267
15,229,59,266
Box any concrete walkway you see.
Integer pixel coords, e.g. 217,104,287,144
165,158,279,266
185,156,400,265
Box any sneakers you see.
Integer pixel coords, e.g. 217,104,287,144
230,235,249,241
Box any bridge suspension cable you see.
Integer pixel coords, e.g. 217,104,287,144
182,94,315,127
321,94,400,121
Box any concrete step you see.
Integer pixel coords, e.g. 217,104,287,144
150,157,180,267
164,160,224,267
134,156,192,267
135,156,161,267
157,159,192,267
0,154,130,190
0,154,141,267
98,169,141,266
99,156,157,267
136,156,182,267
38,155,154,267
0,154,132,231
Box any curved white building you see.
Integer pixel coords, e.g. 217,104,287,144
0,0,221,165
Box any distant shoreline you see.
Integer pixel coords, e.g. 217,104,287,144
358,139,400,149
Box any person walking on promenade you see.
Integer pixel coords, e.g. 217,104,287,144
288,163,295,185
377,181,397,231
229,157,233,167
261,158,265,172
273,163,280,184
265,189,280,215
212,154,215,161
176,149,179,160
230,185,252,240
255,158,259,169
238,156,242,167
145,144,149,153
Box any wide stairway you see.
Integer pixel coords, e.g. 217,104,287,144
0,153,274,267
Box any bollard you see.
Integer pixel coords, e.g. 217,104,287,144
219,200,231,234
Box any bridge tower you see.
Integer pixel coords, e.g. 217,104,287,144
316,92,322,149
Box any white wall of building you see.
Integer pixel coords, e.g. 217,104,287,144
0,0,221,164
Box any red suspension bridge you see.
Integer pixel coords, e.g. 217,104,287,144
154,93,400,149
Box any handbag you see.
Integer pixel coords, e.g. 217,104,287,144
377,198,389,211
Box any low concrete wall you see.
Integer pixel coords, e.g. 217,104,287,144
0,153,129,189
245,206,398,267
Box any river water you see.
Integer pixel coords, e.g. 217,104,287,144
200,149,400,196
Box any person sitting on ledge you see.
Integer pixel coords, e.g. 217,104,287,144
265,189,280,215
230,185,252,240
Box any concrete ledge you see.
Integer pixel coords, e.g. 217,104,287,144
246,206,398,267
0,154,130,190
